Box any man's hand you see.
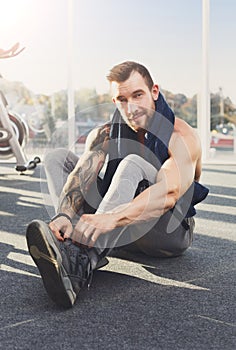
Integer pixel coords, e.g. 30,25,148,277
72,213,118,247
49,216,73,241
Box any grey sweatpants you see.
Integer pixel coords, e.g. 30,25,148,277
44,148,194,258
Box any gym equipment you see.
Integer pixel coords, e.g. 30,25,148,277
0,43,40,173
0,90,40,172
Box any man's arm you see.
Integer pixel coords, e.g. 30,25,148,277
72,120,202,246
115,120,202,225
49,124,110,240
58,123,110,217
58,149,107,218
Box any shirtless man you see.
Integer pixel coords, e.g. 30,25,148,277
26,61,208,308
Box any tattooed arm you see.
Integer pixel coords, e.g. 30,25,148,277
58,149,107,217
49,124,110,240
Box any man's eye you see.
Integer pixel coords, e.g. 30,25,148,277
134,93,143,98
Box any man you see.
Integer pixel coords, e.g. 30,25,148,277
26,61,208,308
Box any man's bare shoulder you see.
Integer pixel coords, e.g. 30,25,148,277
170,118,201,160
174,117,194,134
173,118,199,141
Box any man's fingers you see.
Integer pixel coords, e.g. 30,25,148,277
64,226,73,239
51,228,64,241
72,220,96,246
49,221,64,241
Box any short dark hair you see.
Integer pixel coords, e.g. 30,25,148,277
107,61,154,91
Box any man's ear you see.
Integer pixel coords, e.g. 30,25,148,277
112,97,116,104
152,84,159,101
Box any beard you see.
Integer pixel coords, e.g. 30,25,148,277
126,107,154,132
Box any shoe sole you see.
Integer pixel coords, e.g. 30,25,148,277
26,220,77,308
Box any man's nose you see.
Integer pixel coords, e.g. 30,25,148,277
127,102,138,115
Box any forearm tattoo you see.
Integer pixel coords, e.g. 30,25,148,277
58,149,106,216
58,123,110,216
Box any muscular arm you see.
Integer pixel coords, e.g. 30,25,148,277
49,123,111,240
58,149,106,217
113,120,202,225
57,124,110,218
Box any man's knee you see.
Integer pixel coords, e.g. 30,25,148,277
44,148,78,173
117,154,157,186
44,148,68,169
116,154,144,178
121,154,143,167
123,154,142,162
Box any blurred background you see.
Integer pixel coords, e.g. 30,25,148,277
0,0,235,165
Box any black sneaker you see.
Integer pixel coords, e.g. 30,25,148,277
26,220,94,308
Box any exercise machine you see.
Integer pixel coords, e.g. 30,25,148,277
0,43,40,173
